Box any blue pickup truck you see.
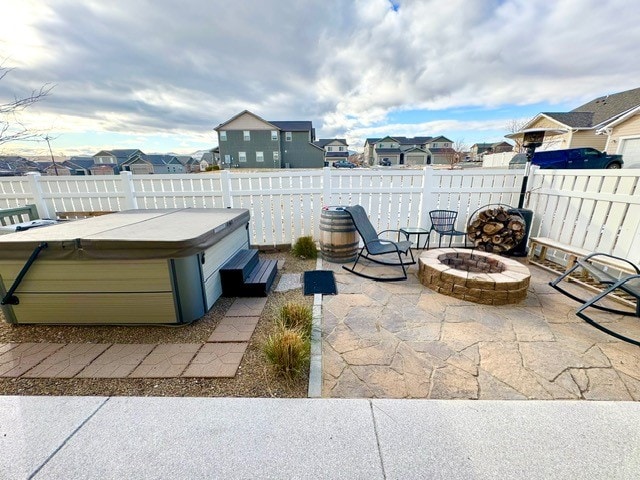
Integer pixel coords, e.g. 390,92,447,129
509,147,624,169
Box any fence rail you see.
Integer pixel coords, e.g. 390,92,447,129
2,168,639,261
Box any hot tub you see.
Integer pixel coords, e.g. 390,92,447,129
0,208,250,325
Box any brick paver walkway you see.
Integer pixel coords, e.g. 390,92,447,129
0,297,267,379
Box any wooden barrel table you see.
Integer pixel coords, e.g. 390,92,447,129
319,206,359,263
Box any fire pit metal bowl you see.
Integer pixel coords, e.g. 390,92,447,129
418,248,531,305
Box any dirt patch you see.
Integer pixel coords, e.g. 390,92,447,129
0,251,316,398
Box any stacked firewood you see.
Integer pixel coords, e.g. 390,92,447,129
466,206,525,253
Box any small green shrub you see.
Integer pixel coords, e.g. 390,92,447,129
205,165,220,171
279,302,313,336
263,326,310,379
292,236,317,259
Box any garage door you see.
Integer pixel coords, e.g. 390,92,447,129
620,138,640,168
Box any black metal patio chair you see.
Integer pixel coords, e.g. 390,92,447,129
549,252,640,346
342,205,415,282
428,210,467,248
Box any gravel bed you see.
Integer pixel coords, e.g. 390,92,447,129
0,252,316,398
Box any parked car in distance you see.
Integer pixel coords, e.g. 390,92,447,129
333,160,356,168
509,148,623,169
378,159,392,166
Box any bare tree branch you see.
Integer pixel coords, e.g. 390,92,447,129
1,63,54,145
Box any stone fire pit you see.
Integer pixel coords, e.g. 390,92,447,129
418,248,531,305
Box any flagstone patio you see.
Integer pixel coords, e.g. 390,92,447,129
321,257,640,400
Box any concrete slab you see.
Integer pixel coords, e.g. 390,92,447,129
75,344,155,378
33,397,382,479
22,343,111,378
372,400,640,480
182,342,248,377
225,297,268,317
129,344,201,378
207,316,260,342
0,396,107,480
0,343,64,377
275,272,302,292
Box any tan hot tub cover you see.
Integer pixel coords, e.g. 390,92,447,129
0,208,251,260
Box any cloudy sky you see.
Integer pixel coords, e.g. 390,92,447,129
1,0,639,157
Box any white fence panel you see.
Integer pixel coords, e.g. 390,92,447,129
0,176,33,209
528,169,640,263
481,152,517,168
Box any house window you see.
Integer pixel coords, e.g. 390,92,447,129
220,131,227,141
239,151,246,163
271,130,278,141
285,132,292,142
339,146,345,151
243,131,250,141
327,146,333,152
256,151,264,162
273,151,279,160
224,154,231,164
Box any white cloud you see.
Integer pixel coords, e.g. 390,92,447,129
1,0,639,155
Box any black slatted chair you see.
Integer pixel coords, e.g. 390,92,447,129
428,210,467,248
342,205,415,282
549,252,640,346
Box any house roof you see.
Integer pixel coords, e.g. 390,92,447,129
572,86,640,127
535,86,640,130
541,112,595,128
269,121,312,132
429,136,453,143
430,147,456,154
66,158,95,169
375,148,402,154
142,155,180,166
215,110,279,131
314,138,348,147
401,146,427,153
325,151,349,158
472,143,493,149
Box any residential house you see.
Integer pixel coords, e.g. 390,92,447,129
313,138,349,166
519,86,640,152
177,155,201,173
214,110,324,169
91,149,145,175
598,105,640,168
200,150,216,171
470,143,493,159
122,154,185,174
427,136,456,165
470,141,513,160
363,136,454,166
0,156,43,176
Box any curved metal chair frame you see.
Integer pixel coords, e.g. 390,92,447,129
428,210,467,248
342,205,415,282
549,252,640,346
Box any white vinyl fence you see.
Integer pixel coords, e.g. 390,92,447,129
1,168,639,260
1,168,523,247
482,152,517,168
527,168,640,264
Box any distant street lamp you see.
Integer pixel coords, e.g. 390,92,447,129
44,135,59,176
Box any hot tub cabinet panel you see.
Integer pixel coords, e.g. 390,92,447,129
0,208,250,325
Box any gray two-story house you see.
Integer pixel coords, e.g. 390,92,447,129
91,149,145,175
214,110,324,169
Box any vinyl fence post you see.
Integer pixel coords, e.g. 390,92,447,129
25,172,51,219
322,167,332,206
419,166,435,231
220,169,233,208
120,171,139,210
